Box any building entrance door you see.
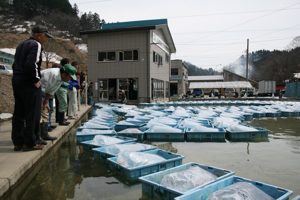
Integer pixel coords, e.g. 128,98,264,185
108,79,117,100
170,83,178,96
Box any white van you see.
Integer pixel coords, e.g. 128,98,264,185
224,88,236,97
0,64,13,75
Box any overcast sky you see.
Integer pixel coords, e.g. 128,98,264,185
69,0,300,70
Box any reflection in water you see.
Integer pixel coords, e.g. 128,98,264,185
15,110,300,200
247,142,250,154
145,142,178,153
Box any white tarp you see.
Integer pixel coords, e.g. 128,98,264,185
189,81,253,89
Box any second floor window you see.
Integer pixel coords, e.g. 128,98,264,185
119,50,139,61
153,51,163,65
171,68,178,75
98,51,116,62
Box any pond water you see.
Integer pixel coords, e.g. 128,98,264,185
16,110,300,200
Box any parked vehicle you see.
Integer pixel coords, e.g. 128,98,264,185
258,81,276,96
241,87,255,96
0,64,13,75
213,89,219,96
224,88,235,97
193,89,204,97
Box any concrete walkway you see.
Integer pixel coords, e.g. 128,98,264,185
0,105,92,199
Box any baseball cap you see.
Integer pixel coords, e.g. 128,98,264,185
63,64,77,80
32,25,53,38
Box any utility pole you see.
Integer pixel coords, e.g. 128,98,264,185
246,39,249,97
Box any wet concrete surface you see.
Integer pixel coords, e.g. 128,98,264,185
13,114,300,200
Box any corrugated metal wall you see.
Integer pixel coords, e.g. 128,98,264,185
285,82,300,98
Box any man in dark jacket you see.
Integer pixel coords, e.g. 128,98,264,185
12,25,53,151
87,82,93,105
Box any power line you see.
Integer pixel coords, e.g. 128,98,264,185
182,2,300,45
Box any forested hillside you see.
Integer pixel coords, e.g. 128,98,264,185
224,45,300,83
0,0,103,39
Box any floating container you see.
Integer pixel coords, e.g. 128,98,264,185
76,129,117,142
226,126,269,141
145,127,185,141
80,136,136,150
77,124,114,130
93,142,157,162
186,127,226,142
243,113,253,121
114,121,146,132
266,112,280,117
117,128,145,140
139,162,235,200
252,112,266,118
281,111,294,117
292,195,300,200
174,176,293,200
107,149,185,183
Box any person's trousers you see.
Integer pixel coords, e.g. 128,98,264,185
68,88,78,117
88,95,92,105
56,87,68,113
54,93,59,122
48,97,54,126
12,78,41,147
41,96,49,123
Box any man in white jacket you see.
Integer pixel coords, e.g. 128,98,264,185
39,64,77,143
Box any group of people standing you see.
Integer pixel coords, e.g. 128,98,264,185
11,25,86,152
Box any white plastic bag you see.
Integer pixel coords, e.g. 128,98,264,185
105,143,153,154
91,135,124,146
227,124,257,132
148,126,182,133
207,182,275,200
160,166,217,192
117,151,166,168
79,129,116,135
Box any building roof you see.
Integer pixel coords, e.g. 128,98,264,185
0,48,15,55
188,75,224,81
223,69,258,84
80,19,176,53
189,81,253,89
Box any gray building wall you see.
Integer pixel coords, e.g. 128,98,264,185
170,60,188,95
87,29,171,103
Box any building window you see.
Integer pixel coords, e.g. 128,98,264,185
119,50,139,61
166,81,170,98
152,78,164,99
171,68,178,76
153,51,163,65
98,51,116,62
98,79,108,100
165,53,169,63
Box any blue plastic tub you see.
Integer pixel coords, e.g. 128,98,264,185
114,122,146,132
185,127,226,142
80,136,137,150
107,149,185,183
174,176,293,200
92,142,157,162
145,129,185,141
76,129,117,142
77,124,114,130
292,195,300,200
281,111,294,117
117,128,145,140
226,125,270,141
139,162,235,200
